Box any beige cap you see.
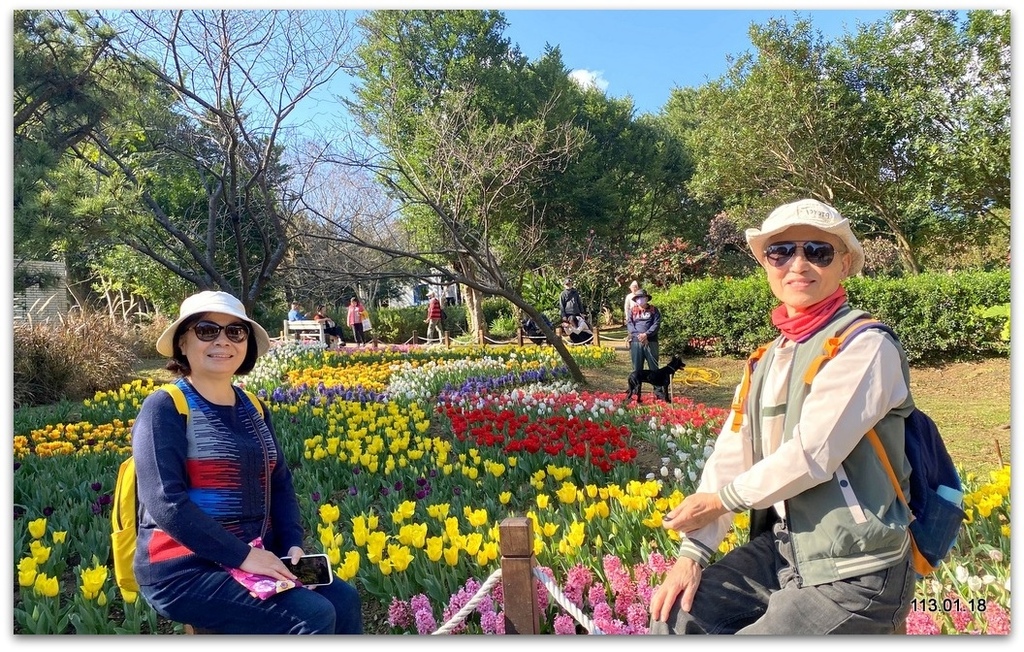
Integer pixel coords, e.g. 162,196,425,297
156,291,271,357
745,199,863,275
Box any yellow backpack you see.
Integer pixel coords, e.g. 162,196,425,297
111,382,265,592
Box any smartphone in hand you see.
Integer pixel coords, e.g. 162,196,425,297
280,553,334,587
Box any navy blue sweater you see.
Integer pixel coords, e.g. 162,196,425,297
131,380,304,586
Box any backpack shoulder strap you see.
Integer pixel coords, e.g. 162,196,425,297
242,389,266,418
158,382,190,418
158,381,265,420
801,317,895,385
730,341,773,433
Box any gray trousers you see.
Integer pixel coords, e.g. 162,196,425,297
649,522,915,635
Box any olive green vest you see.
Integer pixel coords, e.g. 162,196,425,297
746,307,915,586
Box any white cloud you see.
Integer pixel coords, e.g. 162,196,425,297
568,69,609,93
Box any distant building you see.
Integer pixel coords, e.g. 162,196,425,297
13,260,68,322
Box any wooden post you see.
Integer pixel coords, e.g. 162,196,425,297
478,328,486,346
593,325,601,347
517,327,524,347
499,517,540,634
444,331,451,349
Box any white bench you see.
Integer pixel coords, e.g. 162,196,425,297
282,319,327,345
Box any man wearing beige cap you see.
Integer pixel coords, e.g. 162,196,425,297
651,199,916,635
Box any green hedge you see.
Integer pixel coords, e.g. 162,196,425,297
651,269,1009,363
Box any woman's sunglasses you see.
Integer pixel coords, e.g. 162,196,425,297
191,320,250,343
764,241,838,268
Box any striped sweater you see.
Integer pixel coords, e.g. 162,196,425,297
131,378,303,586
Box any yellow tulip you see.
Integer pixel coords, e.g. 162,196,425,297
536,494,550,510
121,589,139,604
30,540,51,565
80,564,108,600
18,557,38,587
425,537,444,562
443,545,460,567
387,544,414,572
52,531,67,543
34,573,60,598
319,503,340,525
337,551,360,581
498,491,512,505
28,517,47,539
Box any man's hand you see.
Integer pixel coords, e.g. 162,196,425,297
650,556,702,623
661,492,727,534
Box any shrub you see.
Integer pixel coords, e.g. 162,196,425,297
13,309,139,408
654,269,1010,363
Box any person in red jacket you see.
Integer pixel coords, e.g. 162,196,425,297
424,291,443,344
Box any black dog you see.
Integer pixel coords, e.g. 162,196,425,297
626,356,685,403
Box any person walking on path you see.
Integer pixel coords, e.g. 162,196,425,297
346,297,367,347
131,290,363,634
424,291,444,344
626,289,661,374
649,198,915,635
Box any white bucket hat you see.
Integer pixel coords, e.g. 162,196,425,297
156,290,271,358
745,198,864,276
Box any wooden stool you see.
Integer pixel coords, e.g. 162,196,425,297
183,624,220,634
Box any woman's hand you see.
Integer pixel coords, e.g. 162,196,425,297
239,546,298,581
650,556,702,623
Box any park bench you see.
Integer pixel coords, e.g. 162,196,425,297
282,319,327,345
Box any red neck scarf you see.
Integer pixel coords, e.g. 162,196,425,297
771,286,847,343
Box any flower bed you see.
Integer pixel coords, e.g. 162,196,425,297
12,341,1011,634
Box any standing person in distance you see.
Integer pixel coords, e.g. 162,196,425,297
649,198,915,635
626,289,661,375
424,290,444,344
130,291,363,634
559,277,586,324
624,280,641,323
347,297,367,348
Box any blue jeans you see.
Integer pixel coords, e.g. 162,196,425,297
649,522,914,635
141,569,363,634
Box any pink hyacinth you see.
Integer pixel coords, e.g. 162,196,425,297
983,603,1010,635
950,605,973,632
387,597,413,629
553,614,577,635
563,564,594,607
905,609,942,635
626,602,650,634
479,610,505,635
588,583,608,607
410,594,437,635
646,551,674,575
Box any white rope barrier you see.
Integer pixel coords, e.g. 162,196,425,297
532,567,605,635
428,566,605,635
431,569,505,635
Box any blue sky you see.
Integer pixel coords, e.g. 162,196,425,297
501,9,892,115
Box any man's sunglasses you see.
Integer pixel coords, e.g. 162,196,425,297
764,241,839,268
191,320,250,343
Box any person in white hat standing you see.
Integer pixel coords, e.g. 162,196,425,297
650,199,916,634
131,291,363,634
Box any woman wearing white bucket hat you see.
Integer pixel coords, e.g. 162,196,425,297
651,199,915,634
132,291,362,634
